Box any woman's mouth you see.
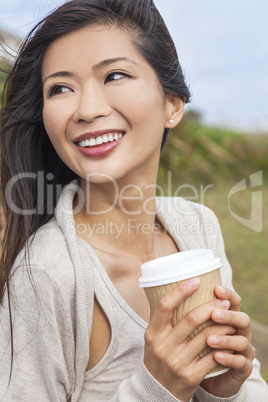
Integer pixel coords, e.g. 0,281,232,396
75,131,126,157
77,132,124,148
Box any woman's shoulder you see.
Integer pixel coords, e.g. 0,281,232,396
156,196,219,225
12,217,76,293
156,196,223,253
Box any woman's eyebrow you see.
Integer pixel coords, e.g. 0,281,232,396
43,71,74,85
42,57,138,85
92,57,138,71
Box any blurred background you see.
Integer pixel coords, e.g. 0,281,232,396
1,0,268,380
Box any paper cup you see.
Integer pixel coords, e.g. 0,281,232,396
139,249,230,378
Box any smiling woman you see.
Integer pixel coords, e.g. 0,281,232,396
0,1,267,401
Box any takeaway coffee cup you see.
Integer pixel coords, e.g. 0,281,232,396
139,249,230,378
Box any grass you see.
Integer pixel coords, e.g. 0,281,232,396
204,184,268,326
262,371,268,383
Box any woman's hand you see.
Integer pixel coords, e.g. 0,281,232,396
201,286,256,398
144,279,234,402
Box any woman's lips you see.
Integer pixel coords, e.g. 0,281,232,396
75,132,125,157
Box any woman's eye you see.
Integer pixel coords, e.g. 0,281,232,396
105,72,130,83
49,85,72,96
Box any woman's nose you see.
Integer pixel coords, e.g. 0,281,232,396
72,82,112,123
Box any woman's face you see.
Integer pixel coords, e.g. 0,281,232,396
42,25,177,185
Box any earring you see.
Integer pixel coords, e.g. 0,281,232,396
169,119,174,124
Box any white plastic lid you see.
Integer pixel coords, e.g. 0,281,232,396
139,249,222,287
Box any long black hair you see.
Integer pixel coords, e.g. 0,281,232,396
0,0,190,378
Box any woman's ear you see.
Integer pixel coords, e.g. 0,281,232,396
165,94,184,128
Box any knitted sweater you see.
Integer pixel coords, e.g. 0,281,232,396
0,181,267,401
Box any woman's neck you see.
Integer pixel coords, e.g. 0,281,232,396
74,176,161,262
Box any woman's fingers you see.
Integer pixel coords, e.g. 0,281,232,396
211,309,251,339
172,299,230,343
207,334,254,358
214,286,241,311
147,278,232,370
214,348,255,373
183,324,236,364
145,282,249,400
149,278,201,332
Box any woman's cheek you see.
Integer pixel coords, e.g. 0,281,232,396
42,103,64,139
43,104,54,134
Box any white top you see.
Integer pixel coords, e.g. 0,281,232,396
0,181,267,401
79,237,147,400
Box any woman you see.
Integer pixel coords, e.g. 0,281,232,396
0,0,267,401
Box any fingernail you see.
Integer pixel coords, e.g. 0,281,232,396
216,352,225,361
215,310,224,320
218,286,227,295
221,300,230,309
210,336,220,346
188,278,200,288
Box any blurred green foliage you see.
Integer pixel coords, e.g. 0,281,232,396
159,109,268,187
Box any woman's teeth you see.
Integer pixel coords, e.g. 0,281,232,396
78,133,123,148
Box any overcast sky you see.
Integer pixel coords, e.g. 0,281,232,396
1,0,268,133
